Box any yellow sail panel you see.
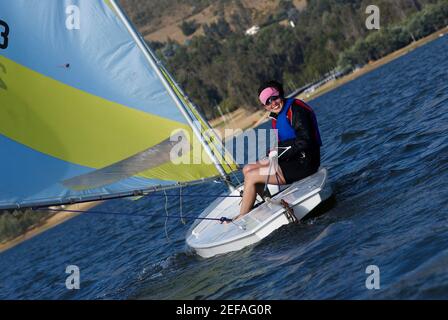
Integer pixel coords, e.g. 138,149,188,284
0,55,218,180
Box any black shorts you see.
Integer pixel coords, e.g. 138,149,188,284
278,150,320,184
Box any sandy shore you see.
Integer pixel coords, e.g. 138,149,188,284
0,201,102,253
1,26,446,254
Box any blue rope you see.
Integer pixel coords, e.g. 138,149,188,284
36,207,233,223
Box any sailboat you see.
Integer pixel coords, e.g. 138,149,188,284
0,0,332,258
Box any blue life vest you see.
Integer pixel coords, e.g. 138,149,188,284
271,98,323,146
276,98,297,142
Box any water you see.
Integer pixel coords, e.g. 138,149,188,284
1,37,447,300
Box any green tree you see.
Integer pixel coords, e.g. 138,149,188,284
179,19,200,36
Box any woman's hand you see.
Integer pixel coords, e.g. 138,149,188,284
268,150,278,159
231,213,246,222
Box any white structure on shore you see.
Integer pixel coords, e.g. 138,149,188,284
245,25,260,36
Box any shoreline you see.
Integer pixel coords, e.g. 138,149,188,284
296,26,448,102
0,201,102,253
1,26,446,255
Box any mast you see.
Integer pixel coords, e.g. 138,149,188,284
157,65,239,173
109,0,233,189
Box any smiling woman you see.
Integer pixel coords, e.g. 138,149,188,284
235,80,323,220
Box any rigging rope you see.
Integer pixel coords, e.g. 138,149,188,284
262,146,291,195
35,207,234,223
163,190,170,240
179,186,186,225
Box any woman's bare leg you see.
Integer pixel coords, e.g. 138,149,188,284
237,161,286,219
241,159,270,199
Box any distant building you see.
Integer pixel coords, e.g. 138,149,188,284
245,25,260,36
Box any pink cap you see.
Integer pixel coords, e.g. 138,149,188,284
259,87,280,105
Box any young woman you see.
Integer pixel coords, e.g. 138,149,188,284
234,80,322,221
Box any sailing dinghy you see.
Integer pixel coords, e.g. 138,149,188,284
0,0,332,258
186,168,332,258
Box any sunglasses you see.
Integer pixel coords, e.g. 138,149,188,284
265,95,280,106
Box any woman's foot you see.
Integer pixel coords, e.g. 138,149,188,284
232,213,246,222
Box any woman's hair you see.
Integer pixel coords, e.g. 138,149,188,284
258,80,285,98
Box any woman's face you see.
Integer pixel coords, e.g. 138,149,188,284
264,96,284,114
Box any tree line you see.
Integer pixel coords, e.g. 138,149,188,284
150,0,448,119
0,210,51,243
339,0,448,68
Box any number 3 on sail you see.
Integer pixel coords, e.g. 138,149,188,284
0,20,9,50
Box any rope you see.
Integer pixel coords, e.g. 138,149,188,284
274,166,281,187
179,186,186,225
261,146,292,196
35,207,233,223
262,158,274,195
229,165,242,186
163,190,170,240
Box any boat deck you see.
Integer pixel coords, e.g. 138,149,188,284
187,168,328,249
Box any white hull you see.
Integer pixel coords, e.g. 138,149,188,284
186,168,332,258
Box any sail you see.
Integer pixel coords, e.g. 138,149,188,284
0,0,235,210
157,66,239,175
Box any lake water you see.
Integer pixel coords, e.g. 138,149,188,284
0,36,447,300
